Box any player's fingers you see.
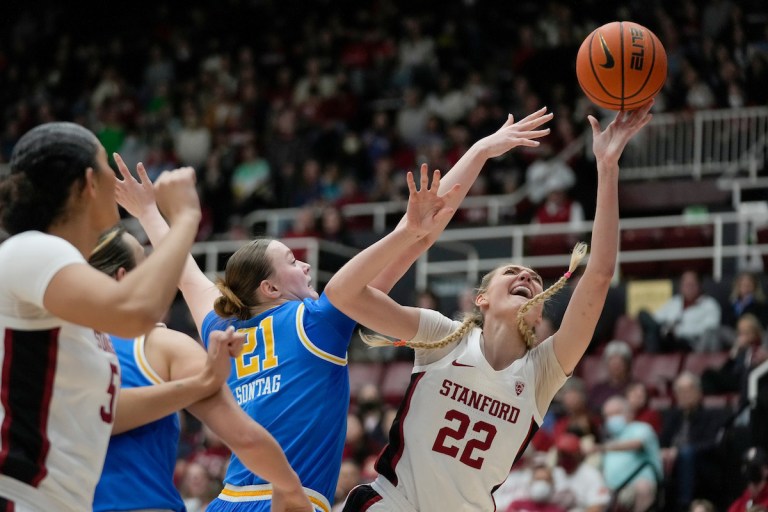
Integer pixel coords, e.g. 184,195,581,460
419,163,428,191
113,153,132,181
137,163,152,187
431,169,442,192
406,171,417,195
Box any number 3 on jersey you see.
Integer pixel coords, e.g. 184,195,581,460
235,317,279,378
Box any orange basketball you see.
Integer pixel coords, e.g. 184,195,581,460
576,21,667,111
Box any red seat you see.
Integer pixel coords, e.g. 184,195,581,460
528,234,574,256
681,351,729,376
380,361,416,405
661,226,714,275
612,314,644,353
348,362,384,399
620,228,663,278
631,353,683,396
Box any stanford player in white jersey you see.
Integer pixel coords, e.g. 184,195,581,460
0,122,201,511
326,102,654,511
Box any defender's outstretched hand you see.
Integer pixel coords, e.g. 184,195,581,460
114,153,159,219
476,107,553,159
404,164,461,240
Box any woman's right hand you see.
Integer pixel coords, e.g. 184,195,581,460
200,326,246,393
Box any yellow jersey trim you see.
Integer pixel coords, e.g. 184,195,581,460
295,304,347,366
218,483,330,512
134,335,164,385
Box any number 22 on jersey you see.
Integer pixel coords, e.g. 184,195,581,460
235,317,279,378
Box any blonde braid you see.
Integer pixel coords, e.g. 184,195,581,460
517,242,589,348
359,313,482,350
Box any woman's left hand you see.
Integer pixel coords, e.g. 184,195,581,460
403,164,461,240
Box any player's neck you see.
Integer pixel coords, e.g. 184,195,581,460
47,214,100,258
480,321,527,370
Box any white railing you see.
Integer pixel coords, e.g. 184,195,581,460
189,211,768,296
621,106,768,180
242,107,768,237
415,211,768,290
243,188,529,237
190,236,359,285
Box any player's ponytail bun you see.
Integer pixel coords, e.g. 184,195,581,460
214,279,251,320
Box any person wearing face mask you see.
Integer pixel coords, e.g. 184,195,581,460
507,465,567,512
592,396,662,512
551,433,610,512
728,447,768,512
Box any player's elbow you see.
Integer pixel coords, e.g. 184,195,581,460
225,423,266,453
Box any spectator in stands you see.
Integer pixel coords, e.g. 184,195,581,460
638,270,722,353
626,381,663,435
332,460,361,511
723,272,768,329
355,383,389,456
660,372,729,511
554,377,602,440
689,499,716,512
342,413,367,464
728,446,768,512
179,461,214,512
507,463,567,512
588,340,634,414
493,447,541,510
592,395,662,512
282,206,320,263
552,433,611,512
702,313,768,406
230,142,273,214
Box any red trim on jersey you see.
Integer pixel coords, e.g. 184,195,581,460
0,331,14,469
361,494,383,511
375,371,425,486
0,496,14,511
512,415,538,465
31,330,58,486
0,328,59,487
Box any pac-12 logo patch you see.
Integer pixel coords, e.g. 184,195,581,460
515,381,525,396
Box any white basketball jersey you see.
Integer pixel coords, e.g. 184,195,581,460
0,232,120,511
372,311,567,511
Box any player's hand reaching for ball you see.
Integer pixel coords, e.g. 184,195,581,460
589,100,654,166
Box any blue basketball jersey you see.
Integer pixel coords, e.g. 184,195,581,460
93,335,184,512
203,293,356,512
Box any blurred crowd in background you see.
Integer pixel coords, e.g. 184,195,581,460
2,0,768,510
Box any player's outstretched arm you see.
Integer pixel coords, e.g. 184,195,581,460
555,101,654,374
326,167,460,340
369,108,552,293
112,327,244,434
114,153,220,335
187,389,312,512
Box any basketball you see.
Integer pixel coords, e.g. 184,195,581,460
576,21,667,111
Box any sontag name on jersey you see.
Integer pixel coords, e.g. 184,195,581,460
233,374,281,405
439,379,521,423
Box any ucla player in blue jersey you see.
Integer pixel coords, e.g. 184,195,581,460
112,107,552,512
89,226,312,512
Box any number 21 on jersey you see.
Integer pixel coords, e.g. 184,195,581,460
235,317,279,378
